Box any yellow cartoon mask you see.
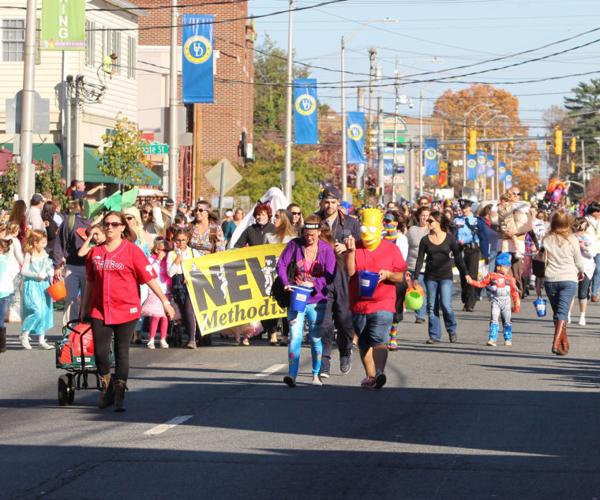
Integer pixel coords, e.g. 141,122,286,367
360,208,383,251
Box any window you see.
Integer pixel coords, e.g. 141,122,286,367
2,19,24,62
85,21,95,67
127,36,135,79
110,30,121,74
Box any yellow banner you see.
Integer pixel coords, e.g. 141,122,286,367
182,244,287,334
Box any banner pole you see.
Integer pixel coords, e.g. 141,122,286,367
168,0,179,202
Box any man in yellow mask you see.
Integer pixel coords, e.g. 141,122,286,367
345,208,407,389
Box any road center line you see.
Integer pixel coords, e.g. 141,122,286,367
144,415,193,436
255,364,287,377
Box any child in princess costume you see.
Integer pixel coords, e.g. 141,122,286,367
467,252,520,347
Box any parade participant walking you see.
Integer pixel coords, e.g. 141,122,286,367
477,203,499,273
140,202,165,244
26,194,46,233
0,238,15,353
542,210,585,356
143,238,172,349
455,198,480,312
467,252,520,347
9,200,28,243
52,200,91,323
569,218,595,326
345,208,406,389
414,211,469,345
80,212,174,411
221,210,236,245
406,206,430,323
287,204,304,236
316,187,361,376
584,202,600,302
189,201,225,255
41,201,59,260
277,215,336,387
20,230,55,350
167,228,200,349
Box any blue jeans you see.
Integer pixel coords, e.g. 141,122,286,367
425,279,457,341
544,281,577,321
353,311,394,349
487,248,498,274
410,271,427,321
288,302,326,378
0,295,10,329
592,254,600,297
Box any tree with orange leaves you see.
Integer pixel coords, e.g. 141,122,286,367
433,84,541,196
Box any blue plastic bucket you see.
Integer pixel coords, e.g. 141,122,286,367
534,297,547,317
358,271,379,298
290,286,312,312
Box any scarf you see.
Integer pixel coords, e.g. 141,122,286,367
383,221,398,241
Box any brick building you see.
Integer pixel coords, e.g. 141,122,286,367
133,0,255,201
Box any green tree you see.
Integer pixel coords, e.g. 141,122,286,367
254,35,309,133
35,162,68,209
564,79,600,166
98,114,150,189
0,162,18,209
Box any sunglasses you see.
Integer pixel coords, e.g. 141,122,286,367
195,208,207,213
104,221,123,228
290,211,301,216
142,210,152,215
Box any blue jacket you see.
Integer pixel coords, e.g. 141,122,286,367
455,213,479,246
477,216,498,259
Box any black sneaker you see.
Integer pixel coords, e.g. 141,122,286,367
283,376,296,388
415,317,426,324
340,353,352,375
375,372,387,389
449,334,458,343
320,356,331,379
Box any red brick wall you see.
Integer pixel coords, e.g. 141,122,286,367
132,0,254,200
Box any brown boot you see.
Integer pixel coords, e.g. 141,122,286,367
560,320,570,355
552,320,567,356
98,374,114,409
0,327,6,353
114,379,128,412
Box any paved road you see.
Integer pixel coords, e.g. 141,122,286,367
1,293,600,499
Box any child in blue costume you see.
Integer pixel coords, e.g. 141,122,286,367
20,230,54,350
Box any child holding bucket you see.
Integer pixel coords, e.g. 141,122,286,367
466,252,520,347
20,230,55,350
276,215,336,388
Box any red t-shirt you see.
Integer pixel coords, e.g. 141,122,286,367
86,240,157,325
349,240,407,314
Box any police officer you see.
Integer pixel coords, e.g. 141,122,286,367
316,186,361,376
455,197,480,312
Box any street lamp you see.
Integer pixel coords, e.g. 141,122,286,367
462,103,490,183
340,18,398,202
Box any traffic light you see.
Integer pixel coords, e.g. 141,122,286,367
534,160,539,172
468,129,477,155
570,161,576,174
554,127,563,156
570,137,577,153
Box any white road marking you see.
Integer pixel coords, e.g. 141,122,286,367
144,415,193,436
255,364,286,377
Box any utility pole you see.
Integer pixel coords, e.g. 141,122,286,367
581,139,586,197
367,49,376,129
392,68,400,203
418,90,424,197
168,0,179,201
357,87,364,112
283,0,294,201
377,96,384,205
18,0,37,202
340,35,347,202
73,76,83,181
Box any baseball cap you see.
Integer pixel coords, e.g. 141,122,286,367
165,198,175,206
320,186,341,200
225,209,233,217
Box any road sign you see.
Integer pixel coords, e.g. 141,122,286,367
205,158,242,194
6,91,50,134
142,142,169,155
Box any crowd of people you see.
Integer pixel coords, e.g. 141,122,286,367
1,180,599,408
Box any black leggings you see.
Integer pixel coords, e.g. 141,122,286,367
176,295,197,343
91,319,137,381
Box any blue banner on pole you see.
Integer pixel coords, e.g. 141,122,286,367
424,138,438,176
504,170,513,189
347,112,366,164
466,154,477,181
498,161,507,181
182,14,214,104
476,149,487,176
486,155,495,178
293,78,318,145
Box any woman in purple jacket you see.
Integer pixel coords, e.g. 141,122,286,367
277,215,336,388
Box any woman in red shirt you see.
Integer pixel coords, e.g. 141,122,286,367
80,211,175,412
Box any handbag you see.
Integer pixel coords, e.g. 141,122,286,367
271,253,297,309
532,247,546,278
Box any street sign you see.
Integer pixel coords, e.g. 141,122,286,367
205,158,242,194
6,91,50,134
142,142,169,155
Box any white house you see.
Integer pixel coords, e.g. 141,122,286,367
0,0,159,186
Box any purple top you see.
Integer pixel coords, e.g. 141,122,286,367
277,238,336,304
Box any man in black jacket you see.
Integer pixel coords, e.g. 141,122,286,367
53,200,91,323
316,187,361,376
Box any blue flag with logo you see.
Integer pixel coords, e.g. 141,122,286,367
466,154,477,181
504,170,513,189
347,112,366,163
424,138,438,176
486,155,495,178
498,161,507,181
293,79,318,145
476,149,487,176
182,14,214,103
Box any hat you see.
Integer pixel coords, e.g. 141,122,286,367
320,186,341,200
30,193,44,205
225,209,233,217
165,198,175,206
496,252,512,268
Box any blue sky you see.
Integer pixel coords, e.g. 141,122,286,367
251,0,600,136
